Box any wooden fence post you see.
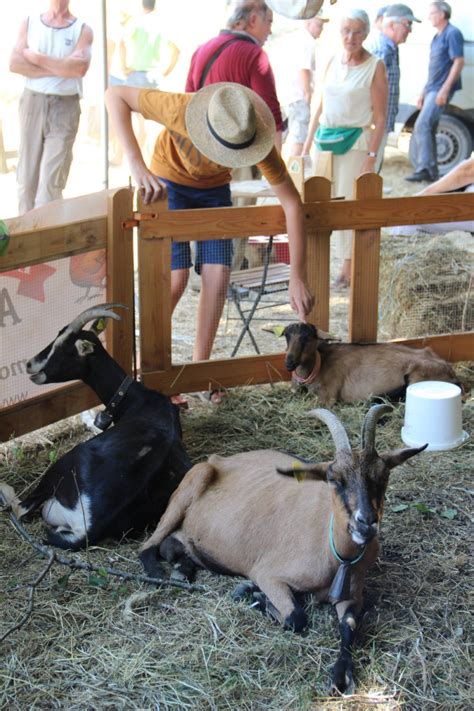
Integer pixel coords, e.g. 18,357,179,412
304,176,332,330
137,194,172,375
349,173,383,342
107,187,134,373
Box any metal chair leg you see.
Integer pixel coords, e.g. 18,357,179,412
230,237,273,357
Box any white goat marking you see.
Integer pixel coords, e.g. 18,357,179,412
137,446,152,459
42,494,92,542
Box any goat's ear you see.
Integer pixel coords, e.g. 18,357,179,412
76,339,95,357
380,444,428,470
276,461,330,482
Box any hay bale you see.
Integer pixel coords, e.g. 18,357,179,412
379,231,473,339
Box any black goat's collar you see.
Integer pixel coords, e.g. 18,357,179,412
94,375,134,431
327,513,366,605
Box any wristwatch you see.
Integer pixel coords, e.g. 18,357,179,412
367,151,377,157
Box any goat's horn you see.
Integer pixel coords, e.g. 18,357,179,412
307,409,351,454
361,404,393,452
69,303,128,333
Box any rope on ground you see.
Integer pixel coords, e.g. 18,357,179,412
0,491,206,640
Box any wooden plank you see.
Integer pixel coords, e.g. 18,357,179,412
391,332,474,363
349,174,382,342
231,263,289,279
0,383,99,441
137,192,473,239
303,192,474,231
139,203,287,240
0,218,107,271
4,190,110,232
141,352,291,394
138,194,172,372
231,265,290,288
106,188,135,373
304,176,331,330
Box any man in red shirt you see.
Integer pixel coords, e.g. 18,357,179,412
186,1,283,150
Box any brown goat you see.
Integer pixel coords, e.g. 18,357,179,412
283,322,461,405
139,405,426,695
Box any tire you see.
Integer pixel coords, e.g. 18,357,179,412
409,114,473,176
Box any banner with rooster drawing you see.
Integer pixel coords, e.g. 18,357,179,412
0,251,106,410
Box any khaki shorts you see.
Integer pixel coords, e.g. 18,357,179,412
285,100,310,144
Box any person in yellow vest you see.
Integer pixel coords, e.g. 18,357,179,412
120,0,179,90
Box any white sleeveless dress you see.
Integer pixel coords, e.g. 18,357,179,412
318,53,380,261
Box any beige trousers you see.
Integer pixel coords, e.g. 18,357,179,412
331,148,367,261
17,89,81,215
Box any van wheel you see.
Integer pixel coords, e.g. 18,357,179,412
409,114,473,176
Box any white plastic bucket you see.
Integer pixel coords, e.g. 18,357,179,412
401,381,469,452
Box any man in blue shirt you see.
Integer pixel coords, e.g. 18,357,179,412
371,4,420,172
405,1,464,182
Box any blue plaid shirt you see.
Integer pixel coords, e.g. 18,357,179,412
371,33,399,132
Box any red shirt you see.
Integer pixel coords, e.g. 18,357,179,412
186,32,283,132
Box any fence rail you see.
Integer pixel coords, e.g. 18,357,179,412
1,176,472,440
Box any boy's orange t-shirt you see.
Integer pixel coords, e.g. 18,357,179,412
139,89,287,189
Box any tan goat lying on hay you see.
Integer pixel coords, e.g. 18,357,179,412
139,405,426,695
283,322,461,405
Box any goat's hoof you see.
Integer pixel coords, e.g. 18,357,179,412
330,659,355,696
170,564,195,583
283,608,307,633
139,546,165,582
231,581,259,602
250,591,269,612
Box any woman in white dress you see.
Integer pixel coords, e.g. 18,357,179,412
303,9,388,287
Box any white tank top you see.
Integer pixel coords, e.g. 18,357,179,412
320,53,379,130
25,15,84,96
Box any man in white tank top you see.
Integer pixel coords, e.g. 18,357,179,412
10,1,93,214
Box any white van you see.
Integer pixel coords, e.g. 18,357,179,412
392,2,473,174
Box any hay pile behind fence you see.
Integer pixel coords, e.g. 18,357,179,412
378,230,473,340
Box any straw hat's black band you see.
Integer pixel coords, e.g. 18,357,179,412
206,113,256,150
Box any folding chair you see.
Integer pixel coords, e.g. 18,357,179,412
228,235,291,356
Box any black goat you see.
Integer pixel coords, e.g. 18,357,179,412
0,304,191,550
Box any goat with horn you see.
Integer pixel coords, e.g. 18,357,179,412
0,304,191,550
283,322,462,405
139,404,426,694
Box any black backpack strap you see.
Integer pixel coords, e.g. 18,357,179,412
198,33,256,90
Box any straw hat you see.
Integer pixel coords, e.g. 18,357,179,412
185,83,276,168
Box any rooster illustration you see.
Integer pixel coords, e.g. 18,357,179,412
69,250,106,302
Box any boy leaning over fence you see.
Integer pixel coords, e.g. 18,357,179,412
105,82,314,364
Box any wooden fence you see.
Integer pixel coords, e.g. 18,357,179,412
0,175,472,440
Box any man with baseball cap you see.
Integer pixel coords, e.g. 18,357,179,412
105,82,314,363
371,4,421,171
